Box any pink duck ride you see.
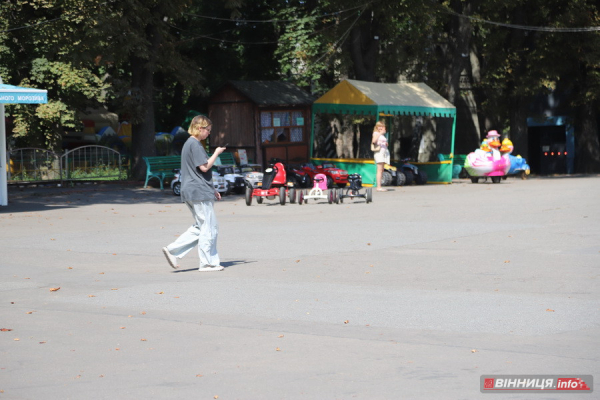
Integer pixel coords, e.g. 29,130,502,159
464,130,514,183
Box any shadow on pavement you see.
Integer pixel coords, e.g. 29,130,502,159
2,182,180,213
171,260,256,273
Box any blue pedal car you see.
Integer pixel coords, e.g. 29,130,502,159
506,155,531,179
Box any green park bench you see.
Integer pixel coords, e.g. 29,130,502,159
143,152,236,189
143,155,181,189
214,151,236,166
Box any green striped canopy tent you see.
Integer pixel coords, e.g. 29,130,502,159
311,79,457,184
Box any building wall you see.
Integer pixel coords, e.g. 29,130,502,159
208,86,257,162
209,84,312,166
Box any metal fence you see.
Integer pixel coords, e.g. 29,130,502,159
7,146,127,184
7,148,62,182
62,145,124,182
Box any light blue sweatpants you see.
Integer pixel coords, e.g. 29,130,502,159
166,201,220,268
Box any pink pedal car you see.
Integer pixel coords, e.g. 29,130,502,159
298,173,338,204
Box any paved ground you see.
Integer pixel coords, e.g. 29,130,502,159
1,176,599,400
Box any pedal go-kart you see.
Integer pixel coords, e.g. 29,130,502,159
245,161,296,206
464,131,512,184
270,158,310,188
298,173,338,205
337,173,372,204
504,154,530,180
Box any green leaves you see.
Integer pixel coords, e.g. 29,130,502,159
8,57,108,149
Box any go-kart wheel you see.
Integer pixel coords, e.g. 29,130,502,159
328,190,333,204
172,182,181,196
298,191,304,205
339,190,344,203
395,172,406,186
382,171,392,186
415,170,428,185
245,186,252,206
403,169,414,185
491,176,501,183
366,188,373,203
304,175,312,188
257,195,263,204
334,189,339,204
279,189,286,205
470,177,479,183
289,188,296,204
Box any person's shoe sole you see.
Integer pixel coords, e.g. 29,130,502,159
162,247,178,269
198,265,224,272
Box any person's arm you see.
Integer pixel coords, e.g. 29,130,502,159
372,132,383,144
199,146,226,173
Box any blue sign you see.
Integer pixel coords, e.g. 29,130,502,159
0,84,48,104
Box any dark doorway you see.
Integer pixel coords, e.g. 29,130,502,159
527,126,567,175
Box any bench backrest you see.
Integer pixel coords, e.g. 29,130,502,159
208,151,236,166
219,152,236,165
143,156,181,172
144,152,235,172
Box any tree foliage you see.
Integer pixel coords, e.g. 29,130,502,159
1,0,599,172
12,58,108,148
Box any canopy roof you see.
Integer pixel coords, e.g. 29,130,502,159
313,79,455,118
0,83,48,104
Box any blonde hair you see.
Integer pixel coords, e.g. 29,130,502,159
188,115,212,137
373,120,386,133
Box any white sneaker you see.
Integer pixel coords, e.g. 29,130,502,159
198,265,224,272
162,247,178,269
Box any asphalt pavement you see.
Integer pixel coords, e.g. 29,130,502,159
1,176,599,400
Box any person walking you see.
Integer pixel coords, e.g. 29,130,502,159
372,120,389,191
162,115,227,272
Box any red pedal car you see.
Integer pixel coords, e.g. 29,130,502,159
245,162,296,206
301,162,349,188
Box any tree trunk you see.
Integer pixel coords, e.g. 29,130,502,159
349,19,379,82
442,1,479,153
506,4,530,158
446,0,473,106
130,24,161,180
509,95,529,158
576,101,600,173
130,59,157,180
